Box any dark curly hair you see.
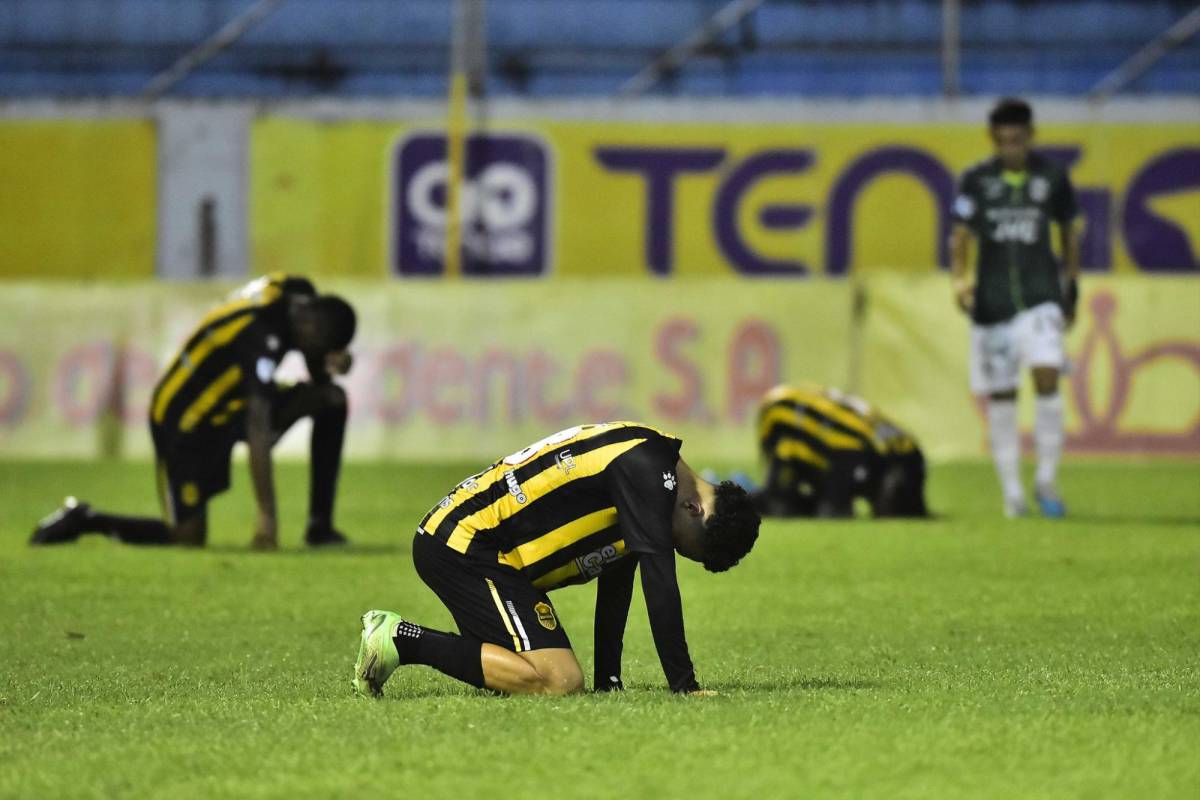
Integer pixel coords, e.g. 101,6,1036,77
989,97,1033,128
702,481,761,573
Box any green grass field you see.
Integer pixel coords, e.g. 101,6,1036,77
1,458,1198,799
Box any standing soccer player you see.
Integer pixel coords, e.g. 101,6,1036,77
352,422,760,696
31,273,357,548
950,99,1081,518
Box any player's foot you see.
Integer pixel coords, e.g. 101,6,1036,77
1003,494,1029,519
352,609,403,698
305,523,349,547
30,497,91,545
1035,484,1067,519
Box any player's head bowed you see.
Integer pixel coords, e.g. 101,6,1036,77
701,481,761,573
294,294,358,353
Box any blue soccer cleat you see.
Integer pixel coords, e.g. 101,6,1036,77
1035,484,1067,519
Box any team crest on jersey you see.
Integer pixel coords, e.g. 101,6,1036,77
533,602,558,630
983,177,1005,199
663,472,676,491
504,470,527,503
554,448,577,474
1029,176,1050,202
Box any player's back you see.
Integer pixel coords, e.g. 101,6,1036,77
758,384,916,459
419,422,681,590
150,273,313,440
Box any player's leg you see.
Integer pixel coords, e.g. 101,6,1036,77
30,459,178,546
1021,303,1068,517
971,321,1026,516
354,532,581,697
815,455,858,518
270,383,348,545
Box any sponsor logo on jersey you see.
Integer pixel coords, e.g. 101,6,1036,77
663,471,676,491
533,601,558,630
461,477,479,492
504,470,527,503
554,448,576,474
577,544,621,578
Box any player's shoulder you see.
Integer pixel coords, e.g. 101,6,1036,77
1029,151,1072,180
604,422,682,471
959,156,999,184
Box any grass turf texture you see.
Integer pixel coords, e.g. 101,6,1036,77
1,459,1198,799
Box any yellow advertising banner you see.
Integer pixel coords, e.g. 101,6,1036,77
0,120,156,278
251,117,1200,278
0,277,1196,463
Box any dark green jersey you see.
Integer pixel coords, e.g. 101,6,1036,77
953,153,1078,324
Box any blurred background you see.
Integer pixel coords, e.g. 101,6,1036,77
0,0,1197,465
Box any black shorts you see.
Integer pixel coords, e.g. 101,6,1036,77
152,430,237,525
412,531,572,653
150,384,313,524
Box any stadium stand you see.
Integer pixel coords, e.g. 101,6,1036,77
1,0,1198,97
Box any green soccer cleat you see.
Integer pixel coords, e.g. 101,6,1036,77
352,609,403,698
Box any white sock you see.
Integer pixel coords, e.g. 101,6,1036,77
987,398,1023,502
1034,393,1064,489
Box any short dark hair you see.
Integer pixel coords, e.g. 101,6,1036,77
702,481,761,573
989,97,1033,128
313,295,357,351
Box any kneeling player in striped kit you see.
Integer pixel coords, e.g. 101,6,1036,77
353,422,760,697
753,384,929,519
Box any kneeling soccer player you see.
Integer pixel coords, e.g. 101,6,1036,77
753,384,928,519
31,273,357,549
353,422,761,696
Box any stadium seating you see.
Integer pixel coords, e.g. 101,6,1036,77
1,0,1197,97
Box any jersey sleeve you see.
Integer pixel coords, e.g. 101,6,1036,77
606,436,682,556
638,552,700,692
1050,169,1079,223
593,556,637,691
605,435,698,692
951,170,981,229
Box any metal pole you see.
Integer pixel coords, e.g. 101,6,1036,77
941,0,961,98
1089,4,1200,100
142,0,290,100
444,0,485,279
619,0,764,97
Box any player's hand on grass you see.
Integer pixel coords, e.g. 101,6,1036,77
251,513,278,551
325,350,353,376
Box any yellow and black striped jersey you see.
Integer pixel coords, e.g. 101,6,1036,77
757,384,918,471
418,422,683,592
149,273,315,440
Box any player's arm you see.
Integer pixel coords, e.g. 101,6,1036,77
949,223,974,314
245,392,278,550
593,556,637,692
607,440,702,693
950,174,980,315
238,331,281,550
1054,174,1083,326
637,551,700,693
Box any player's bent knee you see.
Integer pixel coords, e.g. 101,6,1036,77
542,666,585,696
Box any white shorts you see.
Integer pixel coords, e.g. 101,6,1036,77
969,302,1066,395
